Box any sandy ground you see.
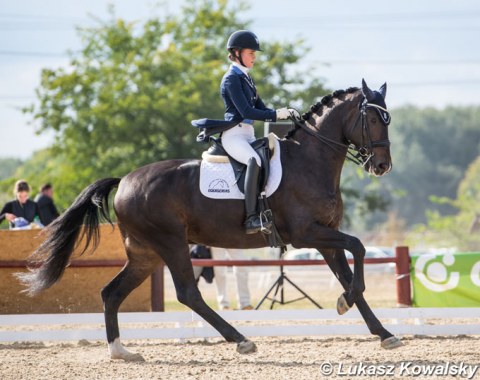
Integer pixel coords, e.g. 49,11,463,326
1,336,479,380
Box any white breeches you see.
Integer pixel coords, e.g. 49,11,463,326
210,247,251,309
221,123,261,167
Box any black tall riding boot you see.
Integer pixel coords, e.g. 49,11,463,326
244,158,262,234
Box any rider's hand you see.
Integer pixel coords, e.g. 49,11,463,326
276,108,290,120
288,109,301,120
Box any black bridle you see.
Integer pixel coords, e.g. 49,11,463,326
289,97,391,167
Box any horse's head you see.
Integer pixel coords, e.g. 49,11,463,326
347,79,392,177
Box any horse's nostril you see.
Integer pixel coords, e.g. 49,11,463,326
378,162,389,171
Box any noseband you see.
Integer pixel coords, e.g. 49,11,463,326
290,97,391,167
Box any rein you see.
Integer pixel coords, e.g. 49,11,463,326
289,99,391,167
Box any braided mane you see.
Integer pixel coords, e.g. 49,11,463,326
301,87,360,120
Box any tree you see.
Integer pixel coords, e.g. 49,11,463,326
23,0,329,204
409,155,480,250
348,105,480,226
0,158,25,223
0,158,23,181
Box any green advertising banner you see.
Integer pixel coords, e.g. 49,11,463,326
411,252,480,307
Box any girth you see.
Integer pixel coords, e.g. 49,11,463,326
204,137,271,194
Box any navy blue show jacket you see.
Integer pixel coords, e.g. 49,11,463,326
190,65,277,137
221,65,277,123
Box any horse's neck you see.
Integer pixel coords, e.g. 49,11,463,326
311,96,357,141
288,99,356,192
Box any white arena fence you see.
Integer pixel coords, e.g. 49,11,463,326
1,308,479,343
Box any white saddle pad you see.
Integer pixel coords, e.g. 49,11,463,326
199,137,282,200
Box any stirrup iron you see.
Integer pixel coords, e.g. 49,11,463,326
260,209,273,234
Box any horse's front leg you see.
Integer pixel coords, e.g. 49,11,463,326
291,223,365,314
320,248,402,349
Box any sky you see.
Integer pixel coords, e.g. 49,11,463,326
1,0,479,159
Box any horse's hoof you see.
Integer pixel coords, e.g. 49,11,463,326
109,338,145,362
381,336,403,349
236,339,257,354
336,294,350,315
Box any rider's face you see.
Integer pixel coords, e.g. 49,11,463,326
240,49,256,68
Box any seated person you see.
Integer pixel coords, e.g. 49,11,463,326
0,180,40,229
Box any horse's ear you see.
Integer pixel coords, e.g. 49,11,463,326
379,82,387,99
361,78,375,101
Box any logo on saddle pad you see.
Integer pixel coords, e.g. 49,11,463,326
208,179,230,193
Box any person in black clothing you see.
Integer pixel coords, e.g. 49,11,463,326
34,183,59,226
0,180,40,229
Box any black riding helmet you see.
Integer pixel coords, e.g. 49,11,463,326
227,30,262,51
227,30,261,67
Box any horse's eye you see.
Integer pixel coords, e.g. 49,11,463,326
370,117,377,124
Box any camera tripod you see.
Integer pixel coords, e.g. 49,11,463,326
255,262,323,310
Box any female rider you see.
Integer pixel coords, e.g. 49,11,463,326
221,30,298,234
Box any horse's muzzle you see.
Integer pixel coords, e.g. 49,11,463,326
371,160,392,176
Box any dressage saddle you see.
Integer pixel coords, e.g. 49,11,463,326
204,136,272,195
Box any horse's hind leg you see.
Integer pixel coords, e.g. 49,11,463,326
101,235,161,362
154,236,256,354
321,248,402,349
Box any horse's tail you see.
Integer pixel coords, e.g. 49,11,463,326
15,177,121,296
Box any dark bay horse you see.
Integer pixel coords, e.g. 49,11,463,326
17,79,401,361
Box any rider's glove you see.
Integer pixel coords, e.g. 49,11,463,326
288,109,301,120
276,108,290,120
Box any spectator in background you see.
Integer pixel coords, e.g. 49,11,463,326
0,180,40,229
34,183,59,226
210,247,253,310
190,244,215,284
